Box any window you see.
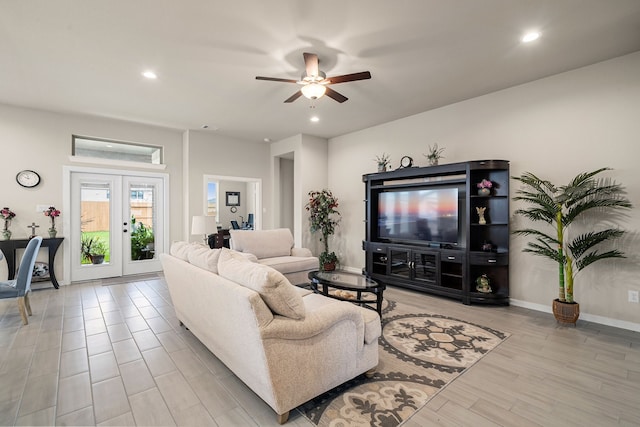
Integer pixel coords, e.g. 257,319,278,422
72,135,163,165
207,180,219,221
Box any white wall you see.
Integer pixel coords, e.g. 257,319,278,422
271,134,329,249
328,51,640,328
0,104,183,282
279,158,294,231
185,130,271,241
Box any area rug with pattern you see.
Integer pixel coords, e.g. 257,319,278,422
296,299,510,426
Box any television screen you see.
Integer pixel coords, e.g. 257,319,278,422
378,187,459,245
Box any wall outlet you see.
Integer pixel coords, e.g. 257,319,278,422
629,290,639,303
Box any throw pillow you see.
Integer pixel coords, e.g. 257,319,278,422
187,246,222,274
170,241,203,261
218,248,305,320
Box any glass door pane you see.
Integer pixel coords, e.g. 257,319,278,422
122,176,164,276
71,173,122,281
81,183,111,265
129,183,156,261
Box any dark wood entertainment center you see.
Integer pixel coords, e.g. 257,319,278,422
363,159,509,305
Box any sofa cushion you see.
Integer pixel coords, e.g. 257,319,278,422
258,256,319,275
229,229,294,259
187,246,222,273
218,249,305,320
170,241,204,261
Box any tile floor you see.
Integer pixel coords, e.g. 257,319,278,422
1,273,639,426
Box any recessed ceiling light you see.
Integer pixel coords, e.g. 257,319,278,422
521,32,540,43
310,116,320,123
263,138,271,142
142,70,157,79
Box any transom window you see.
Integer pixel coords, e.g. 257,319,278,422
72,135,163,165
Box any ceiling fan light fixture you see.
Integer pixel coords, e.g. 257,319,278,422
301,83,326,100
521,31,540,43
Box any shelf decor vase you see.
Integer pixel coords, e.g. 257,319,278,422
478,187,491,196
2,229,11,240
48,228,57,238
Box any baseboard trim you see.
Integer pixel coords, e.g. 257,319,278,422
510,298,640,332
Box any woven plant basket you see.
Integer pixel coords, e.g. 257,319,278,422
552,299,580,325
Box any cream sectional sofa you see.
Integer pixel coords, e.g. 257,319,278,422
229,228,319,286
160,243,381,424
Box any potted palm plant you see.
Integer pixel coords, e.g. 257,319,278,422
306,189,341,271
512,168,631,324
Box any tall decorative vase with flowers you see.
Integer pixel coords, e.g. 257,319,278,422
477,179,493,196
44,206,61,238
306,189,341,271
1,207,16,240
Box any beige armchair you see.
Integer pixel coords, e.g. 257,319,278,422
229,228,319,286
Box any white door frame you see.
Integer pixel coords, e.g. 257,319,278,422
63,165,170,284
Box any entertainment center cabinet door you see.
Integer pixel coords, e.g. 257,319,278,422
410,250,438,285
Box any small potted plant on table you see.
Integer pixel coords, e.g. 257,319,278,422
512,168,631,324
306,189,341,271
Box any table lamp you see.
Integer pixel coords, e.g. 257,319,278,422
191,215,217,244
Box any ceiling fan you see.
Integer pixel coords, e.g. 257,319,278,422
256,52,371,103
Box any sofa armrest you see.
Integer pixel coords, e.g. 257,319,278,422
291,247,313,257
261,301,364,342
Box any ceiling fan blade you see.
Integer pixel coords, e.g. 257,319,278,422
256,76,298,83
303,52,319,77
325,87,348,103
284,91,303,103
327,71,372,84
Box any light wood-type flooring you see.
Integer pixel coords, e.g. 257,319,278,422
0,273,638,426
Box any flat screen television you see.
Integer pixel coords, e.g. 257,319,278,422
377,186,460,246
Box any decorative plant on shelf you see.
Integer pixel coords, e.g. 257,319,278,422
374,153,391,172
43,206,61,238
424,143,445,166
512,168,631,324
1,207,16,240
306,189,341,271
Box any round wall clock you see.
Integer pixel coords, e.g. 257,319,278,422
230,206,238,213
400,156,413,168
16,170,41,188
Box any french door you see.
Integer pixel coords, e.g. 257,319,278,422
69,171,166,281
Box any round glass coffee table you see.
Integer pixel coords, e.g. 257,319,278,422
308,270,385,316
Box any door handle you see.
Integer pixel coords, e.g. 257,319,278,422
123,229,128,233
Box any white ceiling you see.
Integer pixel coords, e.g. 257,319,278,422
1,1,639,142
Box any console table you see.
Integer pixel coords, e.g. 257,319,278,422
0,237,64,289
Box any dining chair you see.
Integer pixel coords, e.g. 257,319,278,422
0,236,42,325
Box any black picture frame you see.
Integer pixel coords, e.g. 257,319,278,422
226,191,240,206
